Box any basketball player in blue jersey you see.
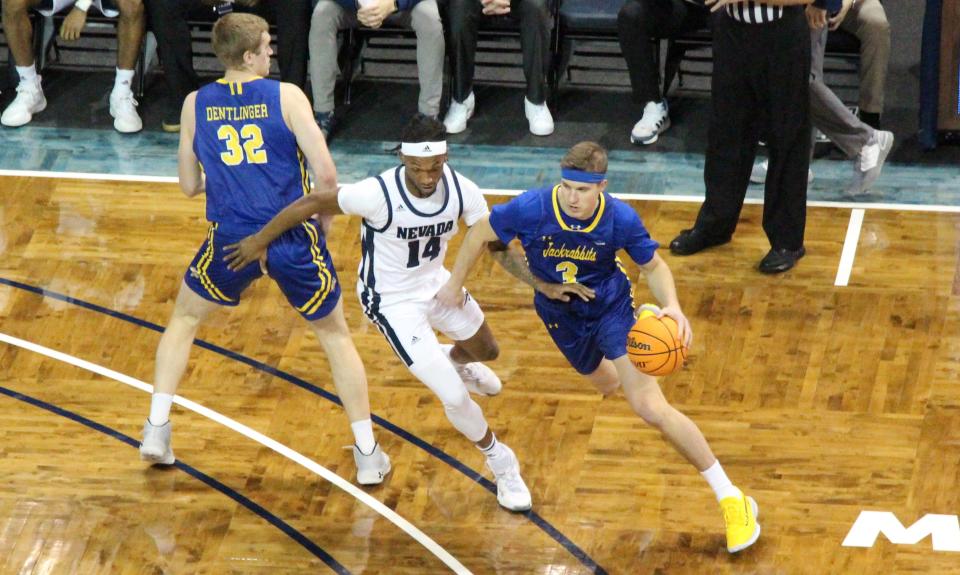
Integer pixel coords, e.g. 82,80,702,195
222,115,533,512
139,13,391,486
437,142,761,553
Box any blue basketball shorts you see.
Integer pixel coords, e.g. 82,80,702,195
183,221,340,321
534,294,636,375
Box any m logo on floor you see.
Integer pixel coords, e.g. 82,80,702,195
843,511,960,552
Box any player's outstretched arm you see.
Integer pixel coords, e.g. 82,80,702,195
639,252,692,346
222,189,344,271
177,92,205,198
436,216,500,307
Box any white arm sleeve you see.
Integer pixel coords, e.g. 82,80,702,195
337,179,390,229
455,172,490,226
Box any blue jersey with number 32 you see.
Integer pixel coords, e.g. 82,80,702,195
194,78,310,234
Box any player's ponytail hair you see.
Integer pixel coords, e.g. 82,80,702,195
561,141,608,174
401,114,448,143
212,13,269,70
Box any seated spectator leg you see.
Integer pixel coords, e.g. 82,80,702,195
1,0,45,128
409,0,444,118
841,0,889,128
308,0,351,133
112,0,146,133
514,0,551,106
618,0,671,109
446,0,483,104
145,0,198,131
275,0,311,89
3,0,42,70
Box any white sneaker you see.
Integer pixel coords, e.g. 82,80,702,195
749,159,813,185
1,77,46,127
441,344,502,396
630,100,670,145
524,97,554,137
140,420,175,465
353,443,391,485
846,130,894,195
485,443,532,512
443,92,474,134
110,90,143,133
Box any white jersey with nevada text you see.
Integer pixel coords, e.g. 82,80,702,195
337,163,489,304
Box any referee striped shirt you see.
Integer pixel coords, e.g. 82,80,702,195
726,1,784,23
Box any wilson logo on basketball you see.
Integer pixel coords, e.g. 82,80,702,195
628,340,652,351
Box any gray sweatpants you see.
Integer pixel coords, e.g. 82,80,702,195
809,26,873,159
308,0,444,116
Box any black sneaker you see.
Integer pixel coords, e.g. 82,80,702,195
669,228,732,256
315,110,336,141
758,246,805,274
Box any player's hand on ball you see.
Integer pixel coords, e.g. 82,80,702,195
658,305,692,348
535,280,595,303
223,235,269,274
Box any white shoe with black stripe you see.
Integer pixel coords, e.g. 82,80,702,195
630,100,670,145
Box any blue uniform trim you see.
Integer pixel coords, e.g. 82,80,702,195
449,168,465,221
359,288,414,367
395,165,450,217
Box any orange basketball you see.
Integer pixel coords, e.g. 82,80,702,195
626,305,687,377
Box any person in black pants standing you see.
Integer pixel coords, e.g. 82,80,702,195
617,0,709,145
146,0,311,132
669,0,813,274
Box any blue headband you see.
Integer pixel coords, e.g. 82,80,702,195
561,167,606,184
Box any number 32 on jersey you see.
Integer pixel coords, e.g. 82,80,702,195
218,124,268,166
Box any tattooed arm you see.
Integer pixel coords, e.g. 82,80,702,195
487,241,596,303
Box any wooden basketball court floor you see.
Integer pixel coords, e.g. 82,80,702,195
1,173,959,574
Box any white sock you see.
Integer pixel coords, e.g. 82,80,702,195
701,460,739,502
16,64,37,84
114,68,135,94
148,393,174,426
351,419,376,455
478,433,505,459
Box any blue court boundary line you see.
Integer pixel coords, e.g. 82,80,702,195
0,384,349,574
0,276,606,575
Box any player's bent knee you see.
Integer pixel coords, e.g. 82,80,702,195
630,397,668,428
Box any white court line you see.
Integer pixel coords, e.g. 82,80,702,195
835,209,865,287
0,331,471,575
3,169,960,214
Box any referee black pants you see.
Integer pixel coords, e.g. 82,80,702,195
695,7,811,251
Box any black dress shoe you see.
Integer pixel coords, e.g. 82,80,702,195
669,228,732,256
758,246,806,274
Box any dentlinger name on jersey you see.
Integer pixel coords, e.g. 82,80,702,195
396,220,455,240
206,104,270,122
542,241,598,262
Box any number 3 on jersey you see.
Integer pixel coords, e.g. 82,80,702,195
556,261,579,283
406,237,441,268
218,124,268,166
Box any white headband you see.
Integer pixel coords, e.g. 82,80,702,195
400,141,447,157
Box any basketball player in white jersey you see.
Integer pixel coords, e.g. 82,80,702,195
223,115,532,511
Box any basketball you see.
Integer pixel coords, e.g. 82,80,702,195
626,304,687,377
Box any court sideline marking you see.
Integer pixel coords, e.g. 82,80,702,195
2,168,960,213
835,209,866,286
0,330,472,575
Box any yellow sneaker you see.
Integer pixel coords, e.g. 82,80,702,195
720,489,760,553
